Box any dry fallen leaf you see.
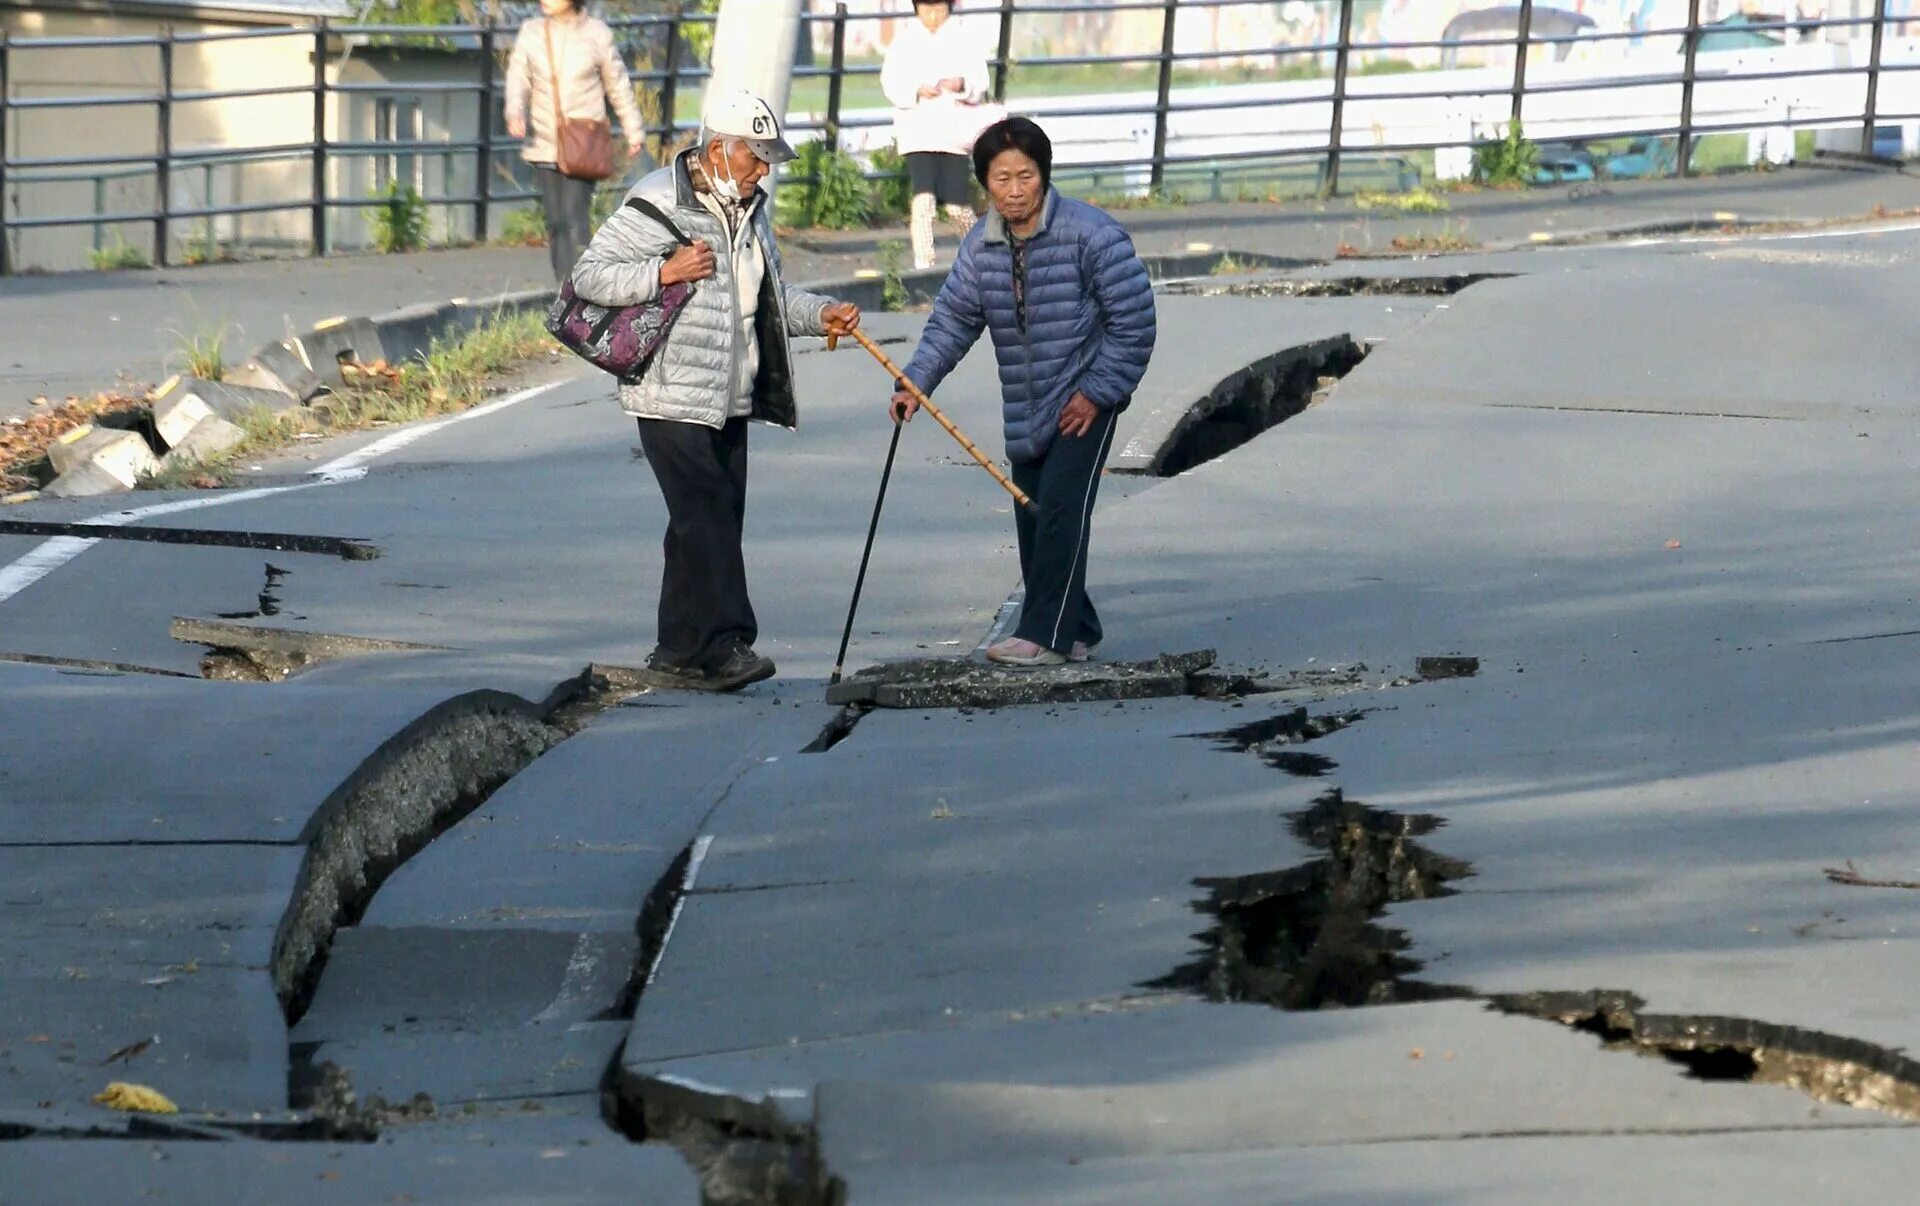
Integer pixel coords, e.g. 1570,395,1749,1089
1664,539,1682,550
92,1081,178,1114
1408,1048,1425,1060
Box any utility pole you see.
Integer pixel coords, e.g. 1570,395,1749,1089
705,0,805,122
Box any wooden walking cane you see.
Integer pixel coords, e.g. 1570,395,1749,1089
828,328,1037,514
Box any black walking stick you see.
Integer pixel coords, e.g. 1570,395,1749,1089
829,415,903,686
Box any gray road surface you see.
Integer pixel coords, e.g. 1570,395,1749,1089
5,211,1920,1201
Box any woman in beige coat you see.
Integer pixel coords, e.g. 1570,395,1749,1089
505,0,645,279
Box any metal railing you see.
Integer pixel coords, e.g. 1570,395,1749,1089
1,0,1917,275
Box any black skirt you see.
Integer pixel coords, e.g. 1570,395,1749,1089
906,151,973,206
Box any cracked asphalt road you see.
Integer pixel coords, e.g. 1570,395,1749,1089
6,216,1920,1202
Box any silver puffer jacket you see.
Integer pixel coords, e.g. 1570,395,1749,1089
571,150,835,428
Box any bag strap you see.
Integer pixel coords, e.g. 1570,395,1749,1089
624,196,694,247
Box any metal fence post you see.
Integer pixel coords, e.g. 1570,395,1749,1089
0,32,11,277
478,21,495,242
1678,0,1701,176
155,25,173,267
1324,0,1354,195
312,21,329,256
993,0,1015,103
1863,0,1888,156
658,7,682,155
1510,0,1533,129
825,1,847,149
1148,0,1176,194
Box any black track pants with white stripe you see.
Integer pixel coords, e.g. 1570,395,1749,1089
1010,407,1118,655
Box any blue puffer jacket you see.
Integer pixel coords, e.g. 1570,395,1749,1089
901,189,1157,463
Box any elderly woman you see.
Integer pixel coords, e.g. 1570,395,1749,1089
891,117,1156,667
505,0,645,280
881,0,989,270
573,91,861,691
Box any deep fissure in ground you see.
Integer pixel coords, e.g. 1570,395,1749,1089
1152,789,1472,1008
1166,272,1512,300
1158,783,1920,1123
1148,335,1370,477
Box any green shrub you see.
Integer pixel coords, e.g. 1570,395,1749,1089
868,144,913,221
1473,122,1540,188
370,180,429,253
777,140,872,231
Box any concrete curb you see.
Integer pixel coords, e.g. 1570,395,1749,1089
39,287,558,499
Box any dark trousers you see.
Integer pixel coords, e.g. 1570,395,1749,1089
636,417,756,670
537,165,596,282
1010,408,1118,654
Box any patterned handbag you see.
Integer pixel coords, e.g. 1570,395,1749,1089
547,197,694,381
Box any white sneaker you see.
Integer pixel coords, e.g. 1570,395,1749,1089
1068,641,1099,663
986,637,1066,667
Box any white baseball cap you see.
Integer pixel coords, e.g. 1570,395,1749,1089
702,89,796,165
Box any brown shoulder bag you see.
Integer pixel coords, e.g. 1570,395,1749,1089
543,19,614,182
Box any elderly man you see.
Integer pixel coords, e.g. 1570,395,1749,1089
573,90,861,691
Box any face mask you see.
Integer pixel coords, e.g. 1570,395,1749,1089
710,142,746,203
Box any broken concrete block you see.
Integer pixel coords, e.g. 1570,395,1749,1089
825,650,1218,710
1416,655,1480,681
162,415,246,466
44,460,135,498
229,338,321,401
451,288,555,333
298,316,385,392
153,391,215,450
47,425,157,489
372,302,459,366
151,376,303,421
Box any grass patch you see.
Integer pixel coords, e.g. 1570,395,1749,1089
89,234,151,272
1210,253,1252,276
1355,187,1448,214
1390,224,1476,254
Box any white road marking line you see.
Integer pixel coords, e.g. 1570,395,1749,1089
644,834,714,990
0,381,565,606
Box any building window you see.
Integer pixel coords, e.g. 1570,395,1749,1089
374,97,423,191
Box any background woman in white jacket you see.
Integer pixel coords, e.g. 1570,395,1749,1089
881,0,990,269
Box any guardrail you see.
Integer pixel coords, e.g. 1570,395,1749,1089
1,0,1916,275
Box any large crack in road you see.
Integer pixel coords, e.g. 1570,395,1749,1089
1154,741,1920,1126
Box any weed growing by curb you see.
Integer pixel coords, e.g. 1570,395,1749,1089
172,324,234,381
371,181,430,253
1356,187,1448,214
878,240,908,311
500,205,548,248
89,234,151,272
1473,122,1540,188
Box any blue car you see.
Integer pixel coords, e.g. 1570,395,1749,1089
1532,142,1597,184
1604,137,1679,180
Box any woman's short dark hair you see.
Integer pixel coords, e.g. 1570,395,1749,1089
972,117,1052,191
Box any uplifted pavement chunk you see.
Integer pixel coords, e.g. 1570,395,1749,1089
825,649,1217,708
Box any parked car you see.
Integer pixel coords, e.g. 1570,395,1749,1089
1603,137,1678,180
1531,142,1597,184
